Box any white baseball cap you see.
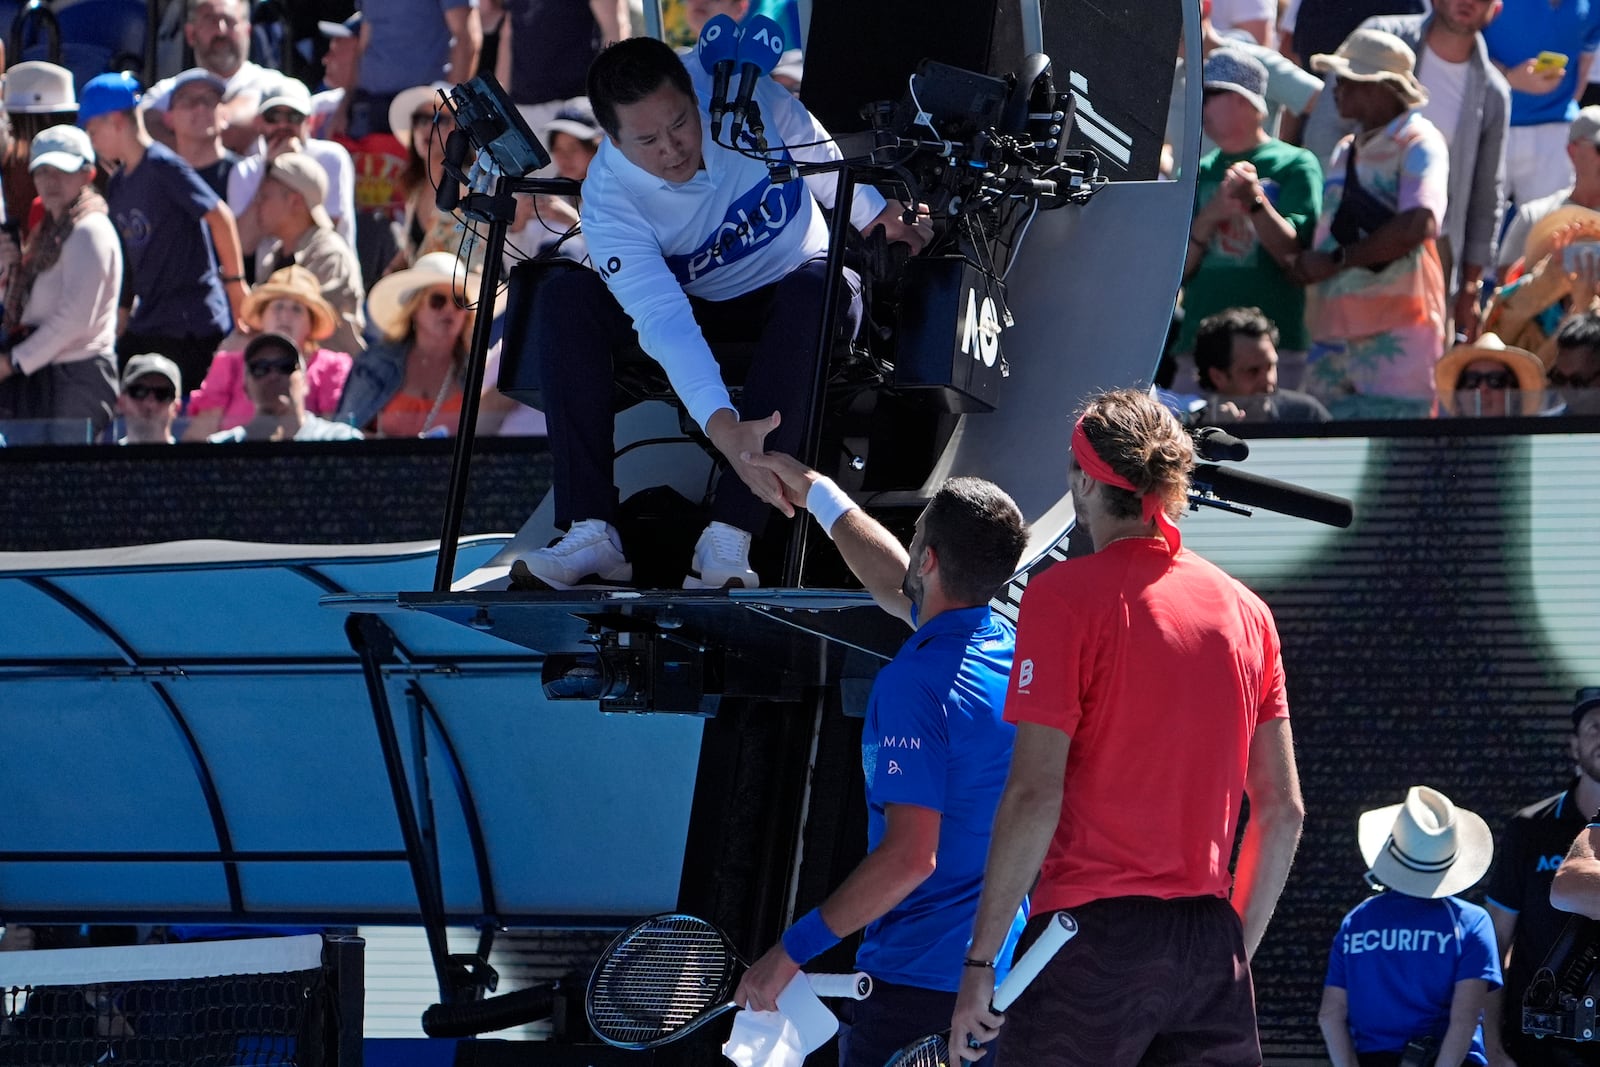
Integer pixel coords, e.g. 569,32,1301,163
29,124,94,173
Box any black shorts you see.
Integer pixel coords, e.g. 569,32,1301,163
837,980,961,1067
997,896,1261,1067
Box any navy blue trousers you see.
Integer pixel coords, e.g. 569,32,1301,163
533,258,861,536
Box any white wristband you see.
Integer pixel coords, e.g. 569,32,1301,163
806,476,859,539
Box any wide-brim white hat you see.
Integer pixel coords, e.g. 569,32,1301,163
388,82,453,150
367,251,480,340
1358,786,1494,898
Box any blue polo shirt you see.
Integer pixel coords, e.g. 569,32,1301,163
855,604,1017,991
1325,892,1501,1062
1483,0,1600,126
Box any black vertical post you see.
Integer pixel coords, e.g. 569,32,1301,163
781,166,857,587
431,174,583,591
432,200,510,592
324,934,366,1067
345,613,454,1002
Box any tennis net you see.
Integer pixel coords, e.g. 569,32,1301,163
0,932,362,1066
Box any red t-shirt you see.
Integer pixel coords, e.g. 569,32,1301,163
1006,538,1288,913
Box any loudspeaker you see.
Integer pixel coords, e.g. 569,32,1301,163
800,0,1024,136
1039,0,1178,180
801,0,1179,181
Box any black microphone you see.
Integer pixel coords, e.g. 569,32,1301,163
696,13,740,132
729,14,785,145
1192,426,1250,462
435,127,472,213
1192,463,1354,528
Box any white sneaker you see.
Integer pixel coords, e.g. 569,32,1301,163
683,521,761,589
510,519,633,590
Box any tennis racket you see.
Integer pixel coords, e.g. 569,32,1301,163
586,912,874,1049
882,909,1080,1067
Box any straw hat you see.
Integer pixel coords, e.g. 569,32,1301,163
1311,28,1429,109
1358,786,1493,899
239,265,337,341
1523,204,1600,267
367,252,481,341
388,82,453,150
1435,333,1547,415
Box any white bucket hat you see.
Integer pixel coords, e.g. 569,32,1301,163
1358,786,1494,899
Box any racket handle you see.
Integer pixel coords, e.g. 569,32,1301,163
992,911,1077,1012
806,971,874,1000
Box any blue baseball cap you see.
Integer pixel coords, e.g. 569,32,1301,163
77,71,142,126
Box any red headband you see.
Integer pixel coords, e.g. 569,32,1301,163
1070,416,1181,555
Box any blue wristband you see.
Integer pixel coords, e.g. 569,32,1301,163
781,907,840,965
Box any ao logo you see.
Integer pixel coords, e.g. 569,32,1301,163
747,25,784,56
961,288,1001,367
701,21,729,46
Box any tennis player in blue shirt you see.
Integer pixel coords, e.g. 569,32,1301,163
732,451,1030,1067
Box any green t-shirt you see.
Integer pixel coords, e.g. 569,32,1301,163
1177,138,1323,353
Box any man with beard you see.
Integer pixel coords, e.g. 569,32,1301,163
144,0,278,155
731,451,1030,1067
1482,688,1600,1067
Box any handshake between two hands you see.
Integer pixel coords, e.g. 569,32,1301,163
704,408,818,517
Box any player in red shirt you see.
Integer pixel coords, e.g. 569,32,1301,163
950,388,1305,1066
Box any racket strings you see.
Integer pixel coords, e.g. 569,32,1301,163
890,1035,951,1067
589,920,736,1043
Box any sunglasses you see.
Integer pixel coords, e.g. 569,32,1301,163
411,111,436,127
424,291,455,311
261,108,304,125
1457,370,1517,390
1550,368,1600,388
125,383,175,402
247,357,300,378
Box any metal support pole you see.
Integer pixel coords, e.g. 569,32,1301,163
781,166,856,587
344,613,455,1003
431,175,585,592
431,201,509,592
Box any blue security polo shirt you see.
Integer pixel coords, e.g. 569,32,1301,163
855,604,1017,991
1483,0,1600,126
1325,891,1501,1062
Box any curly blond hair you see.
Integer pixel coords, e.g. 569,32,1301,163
1076,389,1194,521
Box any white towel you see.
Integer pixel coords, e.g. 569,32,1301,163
721,972,840,1066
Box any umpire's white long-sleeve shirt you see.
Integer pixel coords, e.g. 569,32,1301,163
581,61,887,432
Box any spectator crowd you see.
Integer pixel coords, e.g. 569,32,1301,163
1,0,1598,448
0,0,662,444
1170,0,1600,423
